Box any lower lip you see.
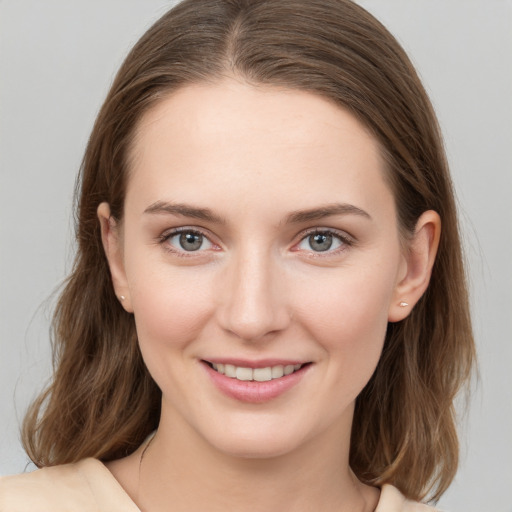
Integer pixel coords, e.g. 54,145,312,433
202,362,310,403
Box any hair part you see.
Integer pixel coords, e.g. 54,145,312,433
22,0,475,502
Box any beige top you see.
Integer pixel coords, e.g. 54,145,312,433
0,459,438,511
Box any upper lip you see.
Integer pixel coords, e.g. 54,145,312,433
202,358,310,369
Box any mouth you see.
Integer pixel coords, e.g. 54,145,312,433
203,361,310,382
201,359,312,403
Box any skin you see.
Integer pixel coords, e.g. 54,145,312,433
99,79,440,512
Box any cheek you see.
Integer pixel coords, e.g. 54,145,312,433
134,278,210,344
125,257,215,379
291,263,396,384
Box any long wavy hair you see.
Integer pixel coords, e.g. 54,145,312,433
22,0,475,502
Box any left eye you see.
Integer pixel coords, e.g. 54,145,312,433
297,232,345,252
167,231,213,252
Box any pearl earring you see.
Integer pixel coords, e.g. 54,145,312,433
399,301,409,307
120,295,126,301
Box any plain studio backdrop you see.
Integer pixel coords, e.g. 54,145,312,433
1,1,511,510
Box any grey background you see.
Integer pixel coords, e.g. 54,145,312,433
1,1,511,510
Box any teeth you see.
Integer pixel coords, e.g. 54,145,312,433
210,362,304,381
236,367,253,381
224,364,236,378
253,367,272,382
271,365,284,378
284,364,295,375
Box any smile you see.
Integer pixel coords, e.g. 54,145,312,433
208,362,304,382
202,360,312,403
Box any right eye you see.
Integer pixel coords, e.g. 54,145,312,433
163,229,214,253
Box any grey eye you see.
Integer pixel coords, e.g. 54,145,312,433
309,233,333,251
297,231,344,253
179,232,203,251
168,231,212,252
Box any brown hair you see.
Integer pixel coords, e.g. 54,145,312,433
22,0,475,502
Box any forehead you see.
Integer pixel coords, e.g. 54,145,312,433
133,79,379,159
126,80,394,219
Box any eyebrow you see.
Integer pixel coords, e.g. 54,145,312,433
143,201,371,225
144,201,226,224
285,203,372,223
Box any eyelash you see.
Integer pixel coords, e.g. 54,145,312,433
293,228,354,256
157,227,354,257
158,227,217,257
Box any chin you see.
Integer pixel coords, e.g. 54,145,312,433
197,414,317,460
214,433,303,460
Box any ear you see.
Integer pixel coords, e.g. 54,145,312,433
97,202,133,313
388,210,441,322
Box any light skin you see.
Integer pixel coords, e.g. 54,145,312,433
98,79,440,512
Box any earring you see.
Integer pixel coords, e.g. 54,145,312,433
399,301,409,307
120,295,126,301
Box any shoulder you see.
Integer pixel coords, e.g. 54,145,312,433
0,460,93,511
376,484,441,512
0,458,140,512
0,459,102,511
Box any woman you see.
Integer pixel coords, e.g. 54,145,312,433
0,0,475,510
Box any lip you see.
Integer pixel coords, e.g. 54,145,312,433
201,359,312,403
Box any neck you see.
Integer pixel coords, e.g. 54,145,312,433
136,408,378,512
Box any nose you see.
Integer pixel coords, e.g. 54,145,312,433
216,247,291,342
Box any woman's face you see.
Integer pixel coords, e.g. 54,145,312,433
106,80,411,458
